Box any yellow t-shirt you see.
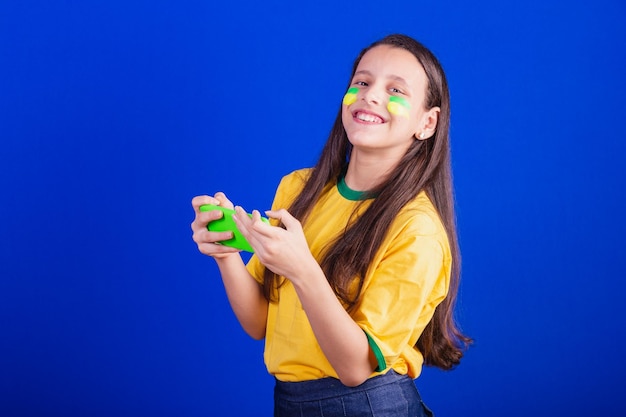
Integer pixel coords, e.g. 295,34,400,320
246,169,451,382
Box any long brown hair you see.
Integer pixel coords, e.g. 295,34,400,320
262,34,471,370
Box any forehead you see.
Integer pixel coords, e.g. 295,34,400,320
355,45,426,85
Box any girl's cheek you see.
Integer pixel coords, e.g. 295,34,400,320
343,87,358,106
387,96,411,118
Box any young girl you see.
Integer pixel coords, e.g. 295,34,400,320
191,34,471,417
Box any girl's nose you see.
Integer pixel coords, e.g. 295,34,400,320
363,88,381,105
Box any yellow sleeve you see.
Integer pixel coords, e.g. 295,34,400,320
351,212,451,372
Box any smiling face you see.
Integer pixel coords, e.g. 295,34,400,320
341,45,439,160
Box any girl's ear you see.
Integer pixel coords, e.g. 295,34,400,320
415,106,440,140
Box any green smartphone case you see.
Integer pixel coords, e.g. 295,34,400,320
199,204,269,253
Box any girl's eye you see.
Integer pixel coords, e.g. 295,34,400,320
355,81,368,86
390,87,404,94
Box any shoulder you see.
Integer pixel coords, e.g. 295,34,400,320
271,168,314,209
397,192,445,233
278,168,313,189
387,192,450,255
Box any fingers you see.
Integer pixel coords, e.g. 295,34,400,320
233,208,301,238
214,192,235,210
234,206,275,237
190,205,224,232
191,194,221,212
192,226,232,245
191,193,242,258
266,209,301,231
190,193,231,243
190,192,233,231
191,192,234,212
192,220,240,257
196,241,240,257
232,206,254,235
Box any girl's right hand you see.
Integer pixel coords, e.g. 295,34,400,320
191,192,241,259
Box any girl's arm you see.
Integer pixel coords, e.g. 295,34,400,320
290,261,378,386
213,254,268,340
191,194,268,340
233,207,378,386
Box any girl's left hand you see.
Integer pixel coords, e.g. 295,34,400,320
232,207,316,281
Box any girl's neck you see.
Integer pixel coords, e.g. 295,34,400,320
344,150,400,191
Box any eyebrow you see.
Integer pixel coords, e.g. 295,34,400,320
354,70,409,87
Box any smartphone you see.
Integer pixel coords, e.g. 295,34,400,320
199,204,269,253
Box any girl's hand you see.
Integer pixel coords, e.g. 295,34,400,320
191,192,241,259
233,207,317,281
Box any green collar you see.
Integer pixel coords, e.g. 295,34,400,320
337,174,374,201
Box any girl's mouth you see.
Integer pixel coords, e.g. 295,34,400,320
354,111,384,124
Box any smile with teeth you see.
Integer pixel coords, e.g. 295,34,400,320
355,111,383,124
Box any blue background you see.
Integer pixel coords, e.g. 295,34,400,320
2,0,625,416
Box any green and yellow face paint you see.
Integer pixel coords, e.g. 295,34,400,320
387,96,411,118
342,87,358,106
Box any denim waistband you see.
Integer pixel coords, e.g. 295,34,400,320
274,370,413,402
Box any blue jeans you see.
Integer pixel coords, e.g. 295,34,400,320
274,370,434,417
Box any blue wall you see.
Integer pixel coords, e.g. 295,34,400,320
2,1,625,415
